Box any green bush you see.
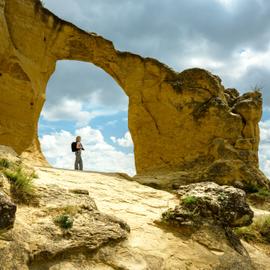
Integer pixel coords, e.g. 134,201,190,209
255,188,270,198
254,215,270,242
4,167,36,203
244,182,260,193
54,214,74,229
0,158,11,169
182,195,198,205
234,226,258,242
248,187,270,205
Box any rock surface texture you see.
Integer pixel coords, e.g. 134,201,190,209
161,182,259,268
0,172,130,270
0,0,269,188
0,167,268,270
162,182,254,228
0,192,16,231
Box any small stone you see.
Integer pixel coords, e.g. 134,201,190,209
69,189,89,195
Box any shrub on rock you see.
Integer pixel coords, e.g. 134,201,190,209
162,182,253,228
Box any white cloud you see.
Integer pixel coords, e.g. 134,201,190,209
227,47,270,80
41,99,91,126
105,120,118,126
40,126,136,176
259,120,270,178
260,120,270,142
214,0,234,9
41,98,123,127
110,131,133,148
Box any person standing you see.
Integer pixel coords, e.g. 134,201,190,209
74,136,84,170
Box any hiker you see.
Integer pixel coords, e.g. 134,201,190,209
72,136,84,171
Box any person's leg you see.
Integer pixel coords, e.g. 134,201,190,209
75,152,79,170
79,155,83,171
77,152,83,170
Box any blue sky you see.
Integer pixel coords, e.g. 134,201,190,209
40,0,270,176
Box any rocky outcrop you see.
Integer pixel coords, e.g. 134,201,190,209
0,192,16,231
0,162,269,269
0,0,269,189
0,179,129,270
160,182,259,269
162,182,253,228
21,167,270,269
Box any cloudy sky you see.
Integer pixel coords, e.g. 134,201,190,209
40,0,270,176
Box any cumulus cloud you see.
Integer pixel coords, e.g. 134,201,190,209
42,99,91,126
40,126,136,176
259,120,270,178
41,97,122,127
43,61,128,117
110,132,133,148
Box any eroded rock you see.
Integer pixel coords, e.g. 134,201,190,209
160,182,257,268
0,183,129,270
0,192,17,231
0,0,268,191
162,182,253,228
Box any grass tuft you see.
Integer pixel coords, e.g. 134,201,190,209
4,166,36,204
182,195,198,205
253,188,270,199
54,214,74,229
0,158,11,169
234,215,270,244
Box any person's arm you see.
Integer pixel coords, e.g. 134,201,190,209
76,142,82,150
76,142,85,150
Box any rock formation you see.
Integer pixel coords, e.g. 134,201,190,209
160,183,258,269
0,145,269,269
0,192,16,231
1,159,269,270
0,168,130,270
162,182,254,228
0,0,269,189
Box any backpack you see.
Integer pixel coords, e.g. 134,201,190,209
71,142,77,152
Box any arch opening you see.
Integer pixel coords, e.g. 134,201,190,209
38,60,136,176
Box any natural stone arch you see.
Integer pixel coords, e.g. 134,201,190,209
0,0,269,189
39,59,133,172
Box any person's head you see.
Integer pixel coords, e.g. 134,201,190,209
76,136,81,142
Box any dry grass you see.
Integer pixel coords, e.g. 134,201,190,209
2,161,38,204
234,215,270,244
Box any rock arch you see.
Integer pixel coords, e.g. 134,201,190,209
0,0,269,188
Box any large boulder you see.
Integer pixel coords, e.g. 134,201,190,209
162,182,253,228
0,192,17,231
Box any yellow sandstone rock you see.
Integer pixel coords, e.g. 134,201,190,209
1,166,269,270
0,0,269,189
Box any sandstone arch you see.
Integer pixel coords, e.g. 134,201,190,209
0,0,269,188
